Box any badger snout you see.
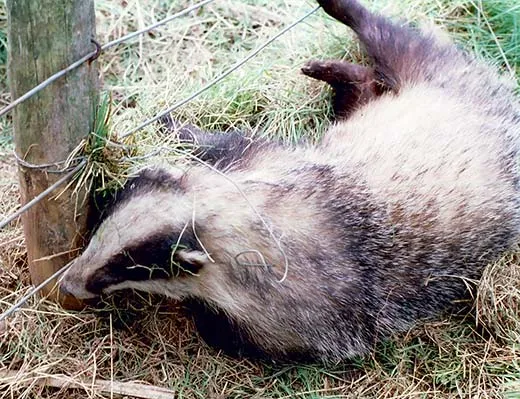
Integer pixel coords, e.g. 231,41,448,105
58,281,73,297
59,261,98,300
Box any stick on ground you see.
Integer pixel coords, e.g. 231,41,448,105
0,370,176,399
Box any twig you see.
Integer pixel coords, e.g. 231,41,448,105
32,248,82,263
0,370,176,399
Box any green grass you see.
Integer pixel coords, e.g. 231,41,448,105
0,0,519,398
447,0,519,76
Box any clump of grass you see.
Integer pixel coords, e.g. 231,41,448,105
0,0,519,398
71,92,133,199
477,252,520,342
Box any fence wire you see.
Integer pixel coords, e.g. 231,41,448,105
0,161,86,231
0,3,321,319
0,262,72,322
0,0,216,118
0,0,218,231
121,5,320,138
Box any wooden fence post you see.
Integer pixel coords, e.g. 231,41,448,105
6,0,98,307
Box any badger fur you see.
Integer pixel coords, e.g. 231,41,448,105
61,0,520,363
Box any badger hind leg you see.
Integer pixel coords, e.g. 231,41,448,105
302,59,384,119
317,0,455,91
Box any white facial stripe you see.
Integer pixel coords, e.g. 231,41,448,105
105,278,198,300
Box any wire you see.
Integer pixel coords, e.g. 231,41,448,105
0,45,100,118
120,5,321,139
0,160,86,231
0,263,72,322
14,151,86,174
101,0,216,52
0,0,216,118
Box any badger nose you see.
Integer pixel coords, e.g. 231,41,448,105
59,282,74,298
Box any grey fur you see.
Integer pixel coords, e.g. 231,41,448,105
61,0,520,363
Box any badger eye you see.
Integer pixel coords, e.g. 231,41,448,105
113,233,203,280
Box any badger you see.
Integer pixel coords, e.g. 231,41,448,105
60,0,520,363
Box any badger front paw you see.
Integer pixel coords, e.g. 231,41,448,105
158,114,204,142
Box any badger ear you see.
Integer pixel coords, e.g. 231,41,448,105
176,249,211,270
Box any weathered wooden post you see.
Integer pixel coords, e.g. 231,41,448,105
6,0,98,307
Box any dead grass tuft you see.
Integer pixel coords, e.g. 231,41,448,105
477,252,520,343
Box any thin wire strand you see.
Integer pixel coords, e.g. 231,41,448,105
120,6,321,139
100,0,216,51
0,160,86,231
176,149,290,283
0,0,216,118
0,46,99,118
0,263,71,322
14,151,86,173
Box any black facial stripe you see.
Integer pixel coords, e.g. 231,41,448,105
85,267,122,295
85,228,204,295
99,167,185,222
118,168,183,201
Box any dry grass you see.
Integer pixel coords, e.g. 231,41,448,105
1,0,520,397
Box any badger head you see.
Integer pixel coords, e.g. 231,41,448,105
60,167,211,300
